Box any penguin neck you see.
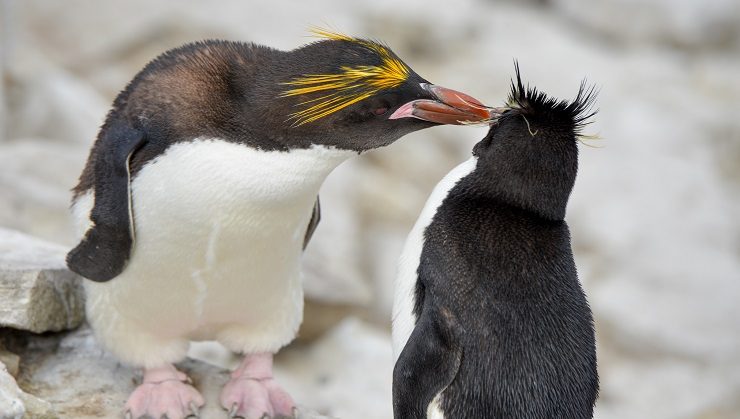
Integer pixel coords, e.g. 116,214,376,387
462,158,576,221
283,143,357,188
171,138,355,207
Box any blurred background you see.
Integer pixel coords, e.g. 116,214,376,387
1,0,739,418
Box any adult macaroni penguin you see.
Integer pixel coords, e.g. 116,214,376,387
66,30,494,419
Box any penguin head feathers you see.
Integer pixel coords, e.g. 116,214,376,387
260,29,493,151
502,62,598,141
280,29,413,126
470,64,598,220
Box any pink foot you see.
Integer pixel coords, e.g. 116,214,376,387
220,353,296,419
124,365,205,419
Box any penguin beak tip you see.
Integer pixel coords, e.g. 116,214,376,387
389,84,504,125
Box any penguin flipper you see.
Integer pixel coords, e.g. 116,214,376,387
393,303,462,419
302,196,321,249
66,118,147,282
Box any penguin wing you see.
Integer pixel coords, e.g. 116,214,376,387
66,118,147,282
393,300,462,418
302,196,321,249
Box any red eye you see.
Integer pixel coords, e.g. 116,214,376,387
374,107,388,115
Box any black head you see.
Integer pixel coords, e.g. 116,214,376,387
471,64,598,220
251,30,494,151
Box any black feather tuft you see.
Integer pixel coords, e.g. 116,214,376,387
508,61,598,135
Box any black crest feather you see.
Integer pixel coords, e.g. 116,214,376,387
507,61,598,135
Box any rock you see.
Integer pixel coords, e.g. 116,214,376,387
0,361,25,419
17,391,56,419
190,318,395,419
0,357,56,419
16,326,332,419
0,228,84,333
0,344,20,377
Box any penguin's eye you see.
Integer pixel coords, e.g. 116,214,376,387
374,107,389,115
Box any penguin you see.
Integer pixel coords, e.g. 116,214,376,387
66,29,496,419
391,65,599,419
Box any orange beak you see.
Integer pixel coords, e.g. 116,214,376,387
389,83,501,125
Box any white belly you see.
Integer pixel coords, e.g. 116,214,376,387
76,138,352,365
391,157,478,360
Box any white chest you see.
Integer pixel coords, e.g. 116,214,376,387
129,138,352,263
80,139,354,339
133,139,352,219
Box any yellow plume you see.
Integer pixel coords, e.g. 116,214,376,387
280,28,411,126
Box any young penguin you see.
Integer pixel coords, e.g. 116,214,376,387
67,30,496,419
392,67,599,419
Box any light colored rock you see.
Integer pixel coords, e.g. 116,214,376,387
0,358,56,419
0,228,84,333
0,361,26,419
191,317,395,419
17,392,56,419
19,326,334,419
0,345,20,378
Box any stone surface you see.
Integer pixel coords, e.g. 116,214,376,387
191,317,393,419
14,322,383,418
0,361,25,419
0,228,84,333
0,345,20,378
0,356,55,419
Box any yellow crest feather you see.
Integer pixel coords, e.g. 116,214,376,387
279,29,411,126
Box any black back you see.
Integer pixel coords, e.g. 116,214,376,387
393,67,599,418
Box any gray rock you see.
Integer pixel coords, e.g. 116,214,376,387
0,345,20,378
18,326,332,419
190,317,393,419
0,361,26,419
0,358,56,419
0,228,84,333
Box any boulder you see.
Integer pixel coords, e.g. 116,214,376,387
0,362,25,419
0,228,84,333
0,344,20,378
0,357,56,419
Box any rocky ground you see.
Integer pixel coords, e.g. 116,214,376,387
1,0,739,418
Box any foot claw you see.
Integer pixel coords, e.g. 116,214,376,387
228,402,240,418
124,411,133,419
188,401,200,418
